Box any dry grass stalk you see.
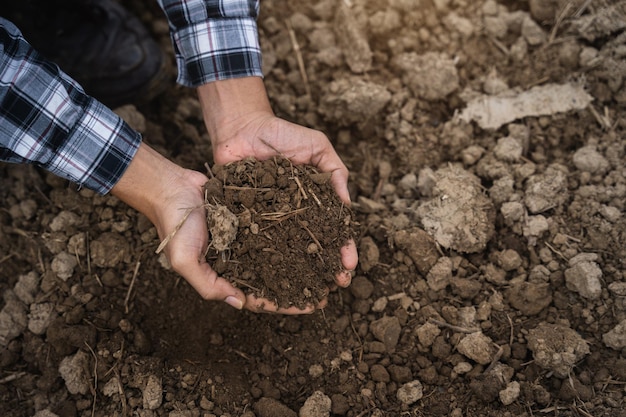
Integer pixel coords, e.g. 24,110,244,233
286,19,311,97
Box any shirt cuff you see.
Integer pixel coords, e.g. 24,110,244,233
170,17,264,87
49,99,142,195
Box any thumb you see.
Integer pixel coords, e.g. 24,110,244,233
178,261,246,310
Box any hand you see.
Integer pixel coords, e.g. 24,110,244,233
111,144,247,310
198,77,358,310
113,144,334,314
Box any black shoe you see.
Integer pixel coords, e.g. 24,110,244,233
5,0,169,108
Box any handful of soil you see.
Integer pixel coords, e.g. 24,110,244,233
203,157,355,309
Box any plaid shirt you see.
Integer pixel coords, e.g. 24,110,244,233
158,0,263,86
0,0,262,194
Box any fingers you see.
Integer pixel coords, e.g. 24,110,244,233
173,258,246,310
244,294,319,315
341,239,358,270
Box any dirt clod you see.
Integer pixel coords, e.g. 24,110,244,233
205,157,354,309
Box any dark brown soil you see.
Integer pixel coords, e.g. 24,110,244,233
204,157,354,309
2,1,626,417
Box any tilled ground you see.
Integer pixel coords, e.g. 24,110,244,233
1,1,626,417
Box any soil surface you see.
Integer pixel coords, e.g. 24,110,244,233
204,158,354,309
2,1,626,417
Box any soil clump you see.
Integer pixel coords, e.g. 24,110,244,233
204,157,354,309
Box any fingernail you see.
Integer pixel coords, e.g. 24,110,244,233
225,296,243,310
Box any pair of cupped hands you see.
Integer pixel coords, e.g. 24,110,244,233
112,78,358,314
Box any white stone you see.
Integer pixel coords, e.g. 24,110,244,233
397,380,424,405
521,16,547,45
573,146,609,173
603,319,626,350
309,364,324,378
457,332,497,365
0,290,27,347
28,303,56,335
59,350,91,395
51,251,78,281
427,257,453,291
299,391,331,417
14,271,40,304
499,381,521,405
564,261,602,300
142,374,163,410
416,322,441,348
494,136,523,162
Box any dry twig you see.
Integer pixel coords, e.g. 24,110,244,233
156,205,202,254
428,318,480,334
84,342,98,417
124,260,141,314
286,19,311,97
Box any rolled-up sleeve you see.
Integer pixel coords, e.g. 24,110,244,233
158,0,263,87
0,17,141,195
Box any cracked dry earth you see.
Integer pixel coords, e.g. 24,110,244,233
2,1,626,417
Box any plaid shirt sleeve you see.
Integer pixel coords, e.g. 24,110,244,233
158,0,263,87
0,18,141,195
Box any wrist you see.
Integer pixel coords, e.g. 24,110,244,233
197,77,274,144
111,143,183,225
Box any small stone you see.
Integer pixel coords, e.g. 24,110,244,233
142,374,163,410
524,167,568,214
371,297,388,313
331,393,350,416
453,362,473,375
505,281,552,315
608,282,626,297
309,364,324,378
521,15,547,45
370,364,390,382
523,215,549,242
603,319,626,350
527,322,590,378
427,257,453,291
499,381,521,405
49,210,81,232
456,332,497,365
28,303,56,335
496,249,522,272
370,316,401,352
572,146,609,174
102,377,120,397
494,136,523,162
254,397,297,417
0,291,28,347
564,261,602,300
350,276,374,300
396,380,424,405
416,322,441,348
299,391,331,417
51,251,78,281
33,411,60,417
59,350,91,395
501,202,525,225
462,145,485,165
14,271,40,304
357,196,387,213
599,205,621,222
199,395,214,410
392,52,459,100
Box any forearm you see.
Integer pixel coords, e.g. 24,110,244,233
0,17,141,194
